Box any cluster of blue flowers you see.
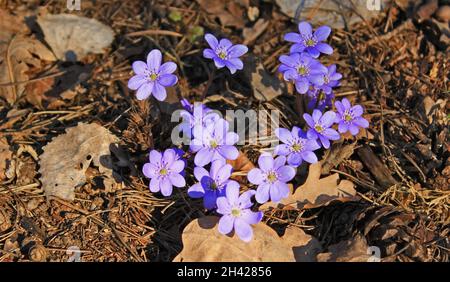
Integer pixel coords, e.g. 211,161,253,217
128,23,369,242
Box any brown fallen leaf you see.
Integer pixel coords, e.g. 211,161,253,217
37,14,115,61
0,137,12,181
196,0,246,28
321,141,356,174
243,19,269,45
227,151,255,183
173,216,322,262
0,35,56,104
316,234,374,262
243,55,286,102
260,162,358,210
39,123,119,201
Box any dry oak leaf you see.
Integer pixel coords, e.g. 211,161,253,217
37,14,115,61
316,234,374,262
196,0,246,28
39,123,119,201
173,216,322,262
0,137,13,181
260,162,359,210
0,35,56,104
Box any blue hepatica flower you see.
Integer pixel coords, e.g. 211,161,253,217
303,109,341,149
190,118,239,167
306,85,334,111
179,101,221,139
188,159,239,210
334,98,369,136
314,64,342,94
247,155,296,204
128,49,178,101
278,52,327,94
284,21,333,58
216,186,262,242
203,33,248,74
274,126,320,167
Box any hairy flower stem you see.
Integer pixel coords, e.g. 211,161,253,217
201,68,216,101
295,94,304,117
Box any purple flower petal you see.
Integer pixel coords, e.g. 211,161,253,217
142,163,158,178
128,75,147,90
227,58,244,70
312,109,322,123
149,150,162,164
307,129,318,140
287,152,302,167
216,197,231,215
315,43,333,54
274,144,290,156
203,191,218,209
225,181,240,206
159,178,173,196
269,183,284,203
159,62,177,75
298,21,312,36
290,43,306,54
307,47,320,58
314,26,331,41
301,151,318,164
218,214,234,235
136,82,153,100
234,218,253,242
228,44,248,58
338,122,348,133
169,173,185,188
213,57,226,68
218,145,238,160
319,135,330,149
353,117,369,128
219,38,233,49
147,49,162,70
203,48,216,59
170,160,185,173
132,61,147,75
152,82,167,101
194,166,209,182
158,74,178,87
255,183,270,204
195,148,213,166
205,33,219,49
277,166,296,182
275,128,292,144
303,113,315,128
351,105,364,117
284,32,302,43
342,98,351,109
335,100,345,114
240,210,263,225
273,155,287,170
322,128,341,140
295,80,309,94
149,178,160,193
247,168,264,185
187,183,205,198
349,124,360,135
258,156,274,172
320,111,336,127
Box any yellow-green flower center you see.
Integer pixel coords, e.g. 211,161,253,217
292,142,303,152
306,39,315,46
267,171,278,183
231,208,241,217
159,168,168,176
149,73,158,81
210,182,218,190
344,113,353,122
314,124,324,133
210,140,218,148
218,51,227,59
297,66,307,75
